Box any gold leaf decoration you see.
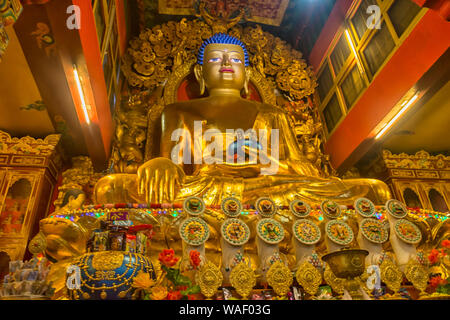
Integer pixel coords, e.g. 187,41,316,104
266,261,293,297
324,263,344,294
380,258,403,294
405,258,428,295
295,261,322,296
195,260,223,299
229,262,256,299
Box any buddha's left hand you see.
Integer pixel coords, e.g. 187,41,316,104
137,157,186,203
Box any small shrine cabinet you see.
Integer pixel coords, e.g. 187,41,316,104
0,130,62,260
365,150,450,212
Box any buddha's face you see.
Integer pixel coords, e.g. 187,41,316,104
196,43,248,92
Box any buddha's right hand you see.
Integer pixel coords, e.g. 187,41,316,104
137,157,186,203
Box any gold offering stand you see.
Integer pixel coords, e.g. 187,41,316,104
322,249,369,300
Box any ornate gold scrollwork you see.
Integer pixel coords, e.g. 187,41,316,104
295,261,322,296
229,262,256,299
324,263,344,295
195,260,223,299
92,251,124,271
405,258,428,296
266,261,293,297
117,15,324,173
380,258,403,296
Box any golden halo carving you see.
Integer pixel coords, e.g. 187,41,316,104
266,261,293,297
195,260,223,299
295,261,322,296
229,262,256,299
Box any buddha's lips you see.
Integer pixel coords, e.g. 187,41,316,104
220,68,234,73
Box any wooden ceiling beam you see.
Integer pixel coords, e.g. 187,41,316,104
14,0,113,171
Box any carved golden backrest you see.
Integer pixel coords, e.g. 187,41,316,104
115,17,329,174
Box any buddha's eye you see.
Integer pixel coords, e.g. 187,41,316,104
231,58,242,63
208,57,221,63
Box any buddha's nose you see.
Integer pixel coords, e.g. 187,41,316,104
222,53,231,66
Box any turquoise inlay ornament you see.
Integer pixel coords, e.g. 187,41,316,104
289,200,311,218
221,197,242,218
256,218,284,244
221,218,250,246
386,199,408,219
292,219,321,245
179,217,210,246
325,220,354,246
321,200,341,220
394,219,421,244
255,197,277,218
354,197,375,218
183,196,206,216
360,218,388,244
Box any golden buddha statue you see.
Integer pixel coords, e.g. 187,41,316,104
95,33,391,207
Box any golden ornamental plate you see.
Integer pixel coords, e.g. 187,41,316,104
183,196,206,216
321,200,341,219
256,218,284,244
221,218,251,246
289,200,311,218
266,261,293,297
295,261,322,296
325,220,354,246
221,197,242,217
394,219,422,244
230,262,256,299
385,199,408,219
255,197,277,217
354,197,375,218
292,219,321,245
360,218,388,244
179,217,210,246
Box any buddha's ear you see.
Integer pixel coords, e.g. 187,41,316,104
194,64,205,95
243,68,251,97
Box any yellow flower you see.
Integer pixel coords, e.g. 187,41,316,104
132,271,156,289
150,286,168,300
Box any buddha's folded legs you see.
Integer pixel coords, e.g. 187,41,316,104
94,173,392,206
242,175,392,205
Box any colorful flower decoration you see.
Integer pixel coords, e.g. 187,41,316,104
189,250,201,269
158,249,180,267
132,271,156,290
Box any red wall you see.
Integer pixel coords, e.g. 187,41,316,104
323,10,450,169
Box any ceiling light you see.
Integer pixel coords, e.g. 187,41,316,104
73,65,90,124
375,94,419,140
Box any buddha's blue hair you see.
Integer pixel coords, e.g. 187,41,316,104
197,33,249,66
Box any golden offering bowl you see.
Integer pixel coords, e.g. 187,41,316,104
322,249,369,300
